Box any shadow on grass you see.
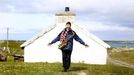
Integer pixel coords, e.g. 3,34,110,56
70,66,87,71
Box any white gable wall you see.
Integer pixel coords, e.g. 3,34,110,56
24,24,108,64
24,25,63,62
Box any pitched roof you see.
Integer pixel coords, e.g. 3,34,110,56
74,24,110,48
20,24,56,47
20,24,110,48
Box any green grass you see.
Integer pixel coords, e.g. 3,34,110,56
0,40,23,48
0,62,134,75
110,50,134,65
0,40,24,55
0,41,134,75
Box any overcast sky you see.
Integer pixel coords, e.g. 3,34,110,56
0,0,134,40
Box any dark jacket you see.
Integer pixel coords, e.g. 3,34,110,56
50,30,86,51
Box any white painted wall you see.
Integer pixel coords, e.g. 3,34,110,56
55,15,75,24
24,24,108,64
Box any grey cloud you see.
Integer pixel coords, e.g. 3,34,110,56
0,0,134,28
76,7,134,28
0,0,65,13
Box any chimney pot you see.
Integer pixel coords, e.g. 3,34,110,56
65,7,69,12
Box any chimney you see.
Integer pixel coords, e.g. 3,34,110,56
65,7,70,12
55,7,75,24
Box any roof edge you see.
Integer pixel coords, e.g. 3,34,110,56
20,24,56,48
55,12,76,16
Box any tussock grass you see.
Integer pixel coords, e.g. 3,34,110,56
110,50,134,65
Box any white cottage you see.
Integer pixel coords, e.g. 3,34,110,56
21,7,110,64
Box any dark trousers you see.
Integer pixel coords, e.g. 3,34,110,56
61,50,72,70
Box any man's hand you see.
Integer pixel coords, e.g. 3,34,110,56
48,43,52,47
85,44,89,47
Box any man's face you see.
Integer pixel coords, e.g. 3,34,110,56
66,24,71,28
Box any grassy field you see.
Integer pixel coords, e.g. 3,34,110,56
0,40,24,55
0,41,134,75
0,62,134,75
110,50,134,65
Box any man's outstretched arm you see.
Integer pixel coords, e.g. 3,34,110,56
49,33,61,45
74,32,89,47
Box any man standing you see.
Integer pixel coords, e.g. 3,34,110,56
48,22,89,72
